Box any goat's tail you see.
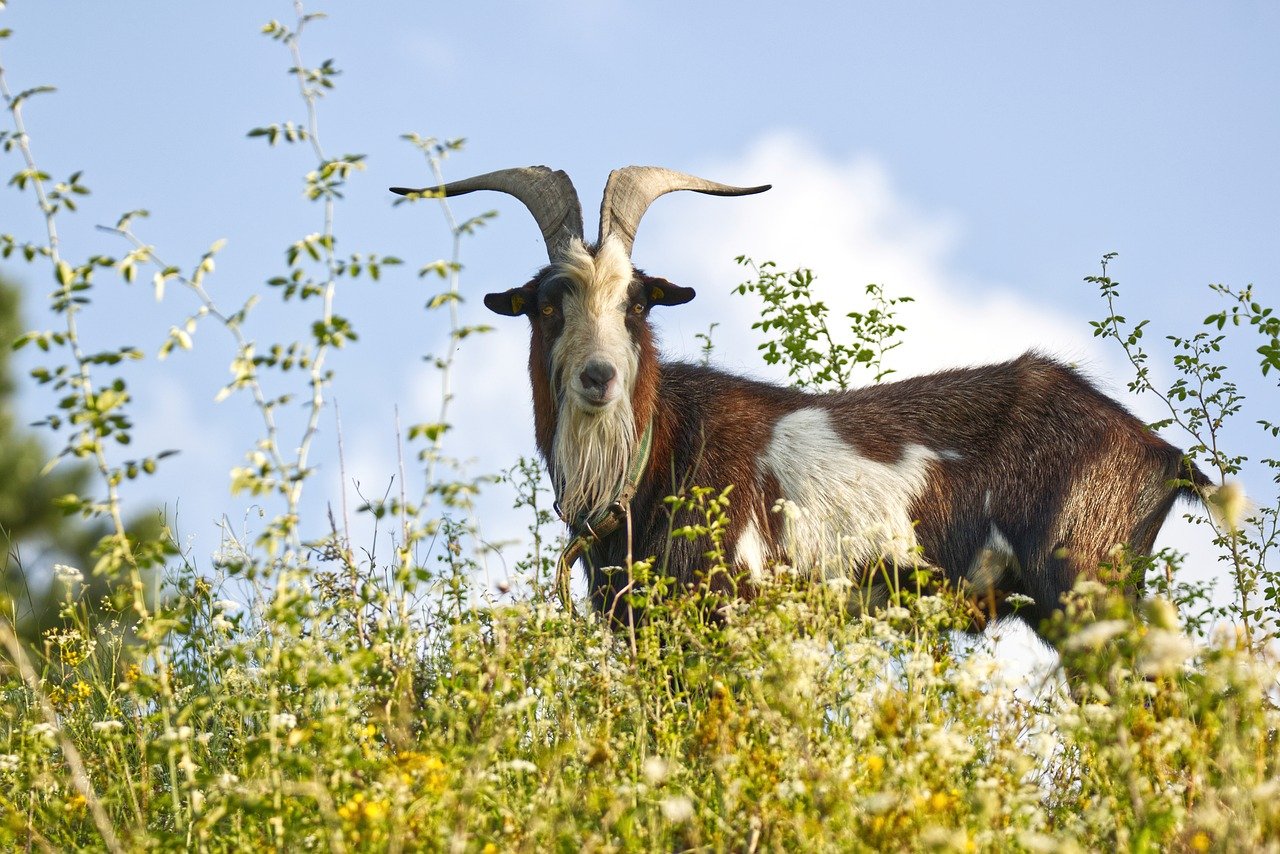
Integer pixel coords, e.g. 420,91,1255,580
1183,461,1250,533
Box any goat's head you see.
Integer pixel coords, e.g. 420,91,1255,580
392,166,768,520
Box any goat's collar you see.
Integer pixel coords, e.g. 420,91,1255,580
554,418,654,536
554,418,654,612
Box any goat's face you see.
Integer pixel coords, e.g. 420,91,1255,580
484,237,693,521
485,236,694,418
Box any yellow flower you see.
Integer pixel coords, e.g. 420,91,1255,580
1191,832,1211,852
67,795,87,814
398,752,447,793
362,800,388,822
338,793,363,822
863,755,885,777
481,844,498,854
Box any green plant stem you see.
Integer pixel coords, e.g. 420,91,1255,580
0,58,149,624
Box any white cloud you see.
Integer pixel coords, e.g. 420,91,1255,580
641,130,1098,379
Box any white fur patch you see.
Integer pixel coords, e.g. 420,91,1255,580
548,237,642,522
966,524,1015,592
762,408,939,579
735,519,769,583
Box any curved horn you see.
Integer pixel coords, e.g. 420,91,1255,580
598,166,771,256
391,166,584,261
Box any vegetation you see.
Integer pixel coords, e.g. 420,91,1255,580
1,5,1277,851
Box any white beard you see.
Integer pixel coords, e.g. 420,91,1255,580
553,396,637,524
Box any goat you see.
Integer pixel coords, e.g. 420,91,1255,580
392,165,1215,634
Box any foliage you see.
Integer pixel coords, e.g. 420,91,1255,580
0,275,98,572
0,5,1278,852
735,257,912,389
2,524,1278,851
0,228,162,644
1088,253,1280,645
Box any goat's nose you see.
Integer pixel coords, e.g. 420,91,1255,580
579,361,617,394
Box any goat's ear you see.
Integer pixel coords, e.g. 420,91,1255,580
643,276,696,308
484,285,535,317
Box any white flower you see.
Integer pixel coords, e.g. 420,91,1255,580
1139,629,1196,677
1081,703,1113,725
642,756,670,785
52,564,84,585
660,795,694,823
499,759,537,774
1253,779,1280,807
925,726,976,766
269,713,297,732
91,720,124,734
1005,593,1035,609
1072,580,1108,598
955,653,1000,694
903,651,937,682
0,754,19,773
862,792,896,814
213,599,241,613
775,779,807,799
1018,832,1060,853
211,614,234,633
30,722,57,746
1063,620,1130,652
912,595,948,618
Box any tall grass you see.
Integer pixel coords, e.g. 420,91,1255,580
3,537,1278,850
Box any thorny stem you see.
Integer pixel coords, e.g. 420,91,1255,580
335,400,366,645
396,405,410,566
1097,257,1253,643
419,154,463,499
286,1,340,558
100,228,293,502
0,59,148,618
410,148,493,589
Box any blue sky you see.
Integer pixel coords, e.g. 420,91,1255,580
2,2,1277,650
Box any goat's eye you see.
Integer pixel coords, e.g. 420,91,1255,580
541,304,555,317
631,303,645,315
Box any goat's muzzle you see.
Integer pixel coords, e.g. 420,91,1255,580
576,359,620,409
